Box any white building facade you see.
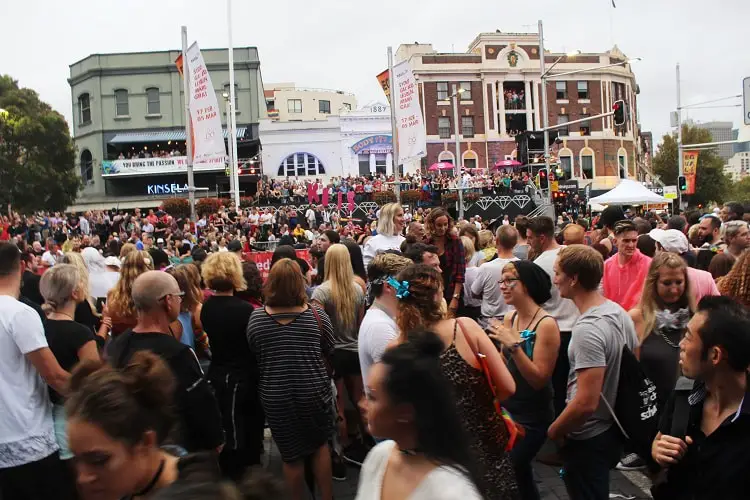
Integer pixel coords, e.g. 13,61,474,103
725,151,750,182
264,83,357,122
260,103,420,180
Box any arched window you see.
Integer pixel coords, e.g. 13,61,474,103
78,93,91,125
114,89,129,116
146,87,160,115
617,147,628,179
462,150,478,170
80,150,93,183
277,153,326,177
580,147,595,179
558,147,574,179
438,150,455,164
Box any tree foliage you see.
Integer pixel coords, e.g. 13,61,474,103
729,176,750,203
0,75,81,212
652,124,730,207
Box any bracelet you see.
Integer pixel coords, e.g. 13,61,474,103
508,342,522,353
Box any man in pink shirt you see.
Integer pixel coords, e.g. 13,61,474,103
603,219,651,310
647,228,720,303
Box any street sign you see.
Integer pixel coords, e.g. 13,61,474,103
744,77,750,125
663,185,678,200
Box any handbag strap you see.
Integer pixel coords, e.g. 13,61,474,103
455,319,497,398
310,304,323,331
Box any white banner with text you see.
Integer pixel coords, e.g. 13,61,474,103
393,61,426,164
187,42,228,168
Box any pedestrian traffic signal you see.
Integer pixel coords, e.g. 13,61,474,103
678,175,687,191
539,168,549,189
613,100,626,126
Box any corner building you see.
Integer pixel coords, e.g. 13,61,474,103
397,31,646,191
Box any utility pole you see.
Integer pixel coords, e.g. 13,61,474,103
452,91,464,220
676,63,683,210
227,0,240,208
181,26,196,220
387,47,401,203
538,20,553,213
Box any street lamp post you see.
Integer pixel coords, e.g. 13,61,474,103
223,92,236,200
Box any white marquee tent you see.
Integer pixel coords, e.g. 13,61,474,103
588,179,669,205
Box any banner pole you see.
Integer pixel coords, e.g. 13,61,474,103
227,0,240,208
388,47,400,203
182,26,196,220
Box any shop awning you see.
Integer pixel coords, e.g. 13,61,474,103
109,127,247,144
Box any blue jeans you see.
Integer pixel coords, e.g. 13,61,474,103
561,425,622,500
510,420,550,500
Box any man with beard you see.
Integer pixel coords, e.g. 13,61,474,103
697,215,725,252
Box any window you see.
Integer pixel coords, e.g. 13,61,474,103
459,82,471,100
577,81,589,100
288,99,302,113
78,93,91,125
555,81,568,100
146,88,160,115
581,154,594,179
114,89,129,116
80,150,93,183
437,82,449,101
375,156,387,175
223,84,239,109
266,99,275,112
438,151,455,164
358,156,371,176
560,155,573,179
461,116,474,138
438,117,451,139
277,152,326,177
319,100,331,114
618,154,627,178
557,114,569,136
579,113,591,136
342,103,352,111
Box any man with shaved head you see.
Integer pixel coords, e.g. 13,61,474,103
107,271,224,452
562,223,586,246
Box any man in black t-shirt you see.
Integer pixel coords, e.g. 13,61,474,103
106,271,223,453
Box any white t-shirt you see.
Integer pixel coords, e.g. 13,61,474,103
358,306,398,391
0,296,57,467
89,271,121,299
533,247,580,332
41,250,62,267
355,441,482,500
363,234,406,267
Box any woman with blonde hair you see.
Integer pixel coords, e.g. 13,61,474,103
630,252,696,406
106,250,153,337
200,252,263,480
478,229,497,262
312,243,367,466
393,263,518,499
167,264,210,359
119,242,137,262
717,250,750,306
39,264,100,463
362,203,405,267
60,251,111,344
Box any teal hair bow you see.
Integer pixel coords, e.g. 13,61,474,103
387,277,411,299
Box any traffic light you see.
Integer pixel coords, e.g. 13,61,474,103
678,175,687,192
538,168,548,189
613,100,626,126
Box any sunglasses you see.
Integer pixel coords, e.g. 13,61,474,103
158,291,185,302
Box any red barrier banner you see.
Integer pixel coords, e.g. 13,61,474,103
244,249,311,281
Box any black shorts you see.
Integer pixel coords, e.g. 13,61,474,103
332,349,361,379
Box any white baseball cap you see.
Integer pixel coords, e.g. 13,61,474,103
649,228,689,254
104,256,121,269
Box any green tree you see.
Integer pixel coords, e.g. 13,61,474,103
729,176,750,203
0,75,81,212
652,124,730,207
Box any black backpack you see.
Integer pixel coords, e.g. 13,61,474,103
601,345,660,467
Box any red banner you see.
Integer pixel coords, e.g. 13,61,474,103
244,249,311,281
683,151,699,195
376,69,391,104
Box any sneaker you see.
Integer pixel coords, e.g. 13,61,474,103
616,453,646,471
342,441,370,467
331,454,347,481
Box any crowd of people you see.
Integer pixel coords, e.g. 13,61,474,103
1,197,750,500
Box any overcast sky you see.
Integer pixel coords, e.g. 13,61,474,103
2,0,747,144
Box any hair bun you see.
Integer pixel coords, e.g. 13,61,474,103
121,351,176,408
405,330,444,358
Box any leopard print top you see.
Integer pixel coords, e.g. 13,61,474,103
440,319,519,500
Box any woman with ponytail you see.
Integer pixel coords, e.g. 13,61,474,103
65,351,186,500
357,331,483,500
394,264,519,499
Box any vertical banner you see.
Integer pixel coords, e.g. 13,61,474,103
186,42,227,168
393,61,426,164
376,69,391,104
683,150,698,195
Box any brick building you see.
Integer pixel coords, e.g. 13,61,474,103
397,31,646,191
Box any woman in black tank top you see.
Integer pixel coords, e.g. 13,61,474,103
489,260,560,500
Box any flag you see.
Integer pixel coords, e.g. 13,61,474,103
186,42,227,168
392,61,426,164
683,151,699,195
175,54,184,77
376,69,391,104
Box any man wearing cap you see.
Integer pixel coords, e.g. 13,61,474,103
602,220,651,310
647,228,719,303
227,239,244,259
